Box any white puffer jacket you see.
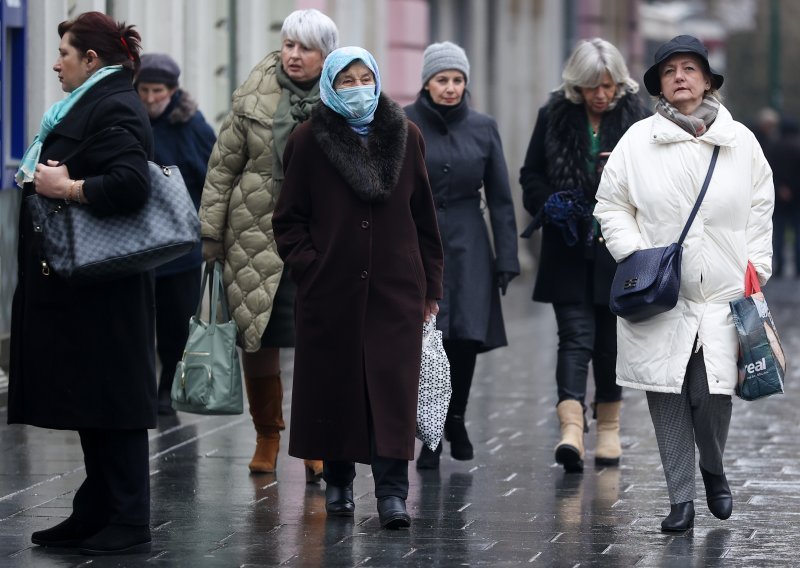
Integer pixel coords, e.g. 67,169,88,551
200,52,283,352
595,103,774,395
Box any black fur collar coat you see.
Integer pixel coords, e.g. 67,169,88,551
519,91,648,304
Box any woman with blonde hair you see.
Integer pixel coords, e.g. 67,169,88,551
520,38,647,473
200,9,338,482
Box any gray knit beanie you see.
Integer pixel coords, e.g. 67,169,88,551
421,41,470,85
136,53,180,87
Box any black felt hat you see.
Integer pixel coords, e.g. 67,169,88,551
643,35,724,96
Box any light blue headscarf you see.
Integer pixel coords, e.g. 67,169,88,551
15,65,123,187
320,46,381,135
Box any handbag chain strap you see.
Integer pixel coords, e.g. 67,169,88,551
677,145,720,246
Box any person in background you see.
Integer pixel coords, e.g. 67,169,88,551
136,53,216,416
273,46,444,529
595,34,773,531
770,118,800,278
519,38,647,473
200,9,338,482
10,11,155,555
404,41,519,469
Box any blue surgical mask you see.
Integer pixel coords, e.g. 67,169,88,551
336,85,378,118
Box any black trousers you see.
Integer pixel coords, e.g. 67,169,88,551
155,267,202,395
75,429,150,526
552,302,621,406
443,339,479,417
323,416,409,499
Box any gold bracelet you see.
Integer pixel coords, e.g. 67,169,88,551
75,180,85,203
65,180,76,203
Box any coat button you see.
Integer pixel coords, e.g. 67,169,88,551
598,236,605,243
361,270,368,279
442,163,451,173
361,220,369,229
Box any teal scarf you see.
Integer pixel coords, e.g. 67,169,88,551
15,65,123,187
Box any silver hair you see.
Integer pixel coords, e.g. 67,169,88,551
280,9,339,59
559,38,639,109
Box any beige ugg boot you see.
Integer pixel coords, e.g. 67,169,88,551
595,401,622,466
244,373,285,473
555,400,585,473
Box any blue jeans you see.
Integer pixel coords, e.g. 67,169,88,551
552,302,621,407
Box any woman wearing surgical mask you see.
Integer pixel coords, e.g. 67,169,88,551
273,46,444,529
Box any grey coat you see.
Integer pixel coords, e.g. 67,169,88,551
405,93,519,351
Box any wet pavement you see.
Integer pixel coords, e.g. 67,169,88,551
2,271,800,567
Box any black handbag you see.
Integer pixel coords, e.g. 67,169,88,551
25,126,200,283
609,145,720,322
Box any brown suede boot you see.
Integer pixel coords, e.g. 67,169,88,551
244,373,284,473
555,400,585,473
595,401,622,466
304,460,324,484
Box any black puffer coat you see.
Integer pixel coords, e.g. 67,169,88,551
519,92,647,304
9,69,156,430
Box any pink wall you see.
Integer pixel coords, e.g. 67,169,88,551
383,0,430,105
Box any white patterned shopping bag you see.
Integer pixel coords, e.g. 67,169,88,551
416,315,452,450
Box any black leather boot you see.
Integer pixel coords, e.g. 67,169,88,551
416,442,442,470
444,415,474,460
700,465,733,520
325,483,355,516
661,501,695,532
377,496,411,529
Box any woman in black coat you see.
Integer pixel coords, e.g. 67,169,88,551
519,38,647,473
9,12,154,555
405,41,519,468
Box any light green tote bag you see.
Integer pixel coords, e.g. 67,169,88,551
171,261,243,415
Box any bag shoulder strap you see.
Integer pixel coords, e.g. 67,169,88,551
677,145,720,245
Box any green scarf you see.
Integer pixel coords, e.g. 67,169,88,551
272,64,321,183
16,65,123,187
656,93,720,137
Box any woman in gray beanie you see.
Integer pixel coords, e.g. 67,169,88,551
405,41,520,469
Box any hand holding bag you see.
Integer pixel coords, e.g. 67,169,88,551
416,315,452,451
26,126,200,283
609,145,720,322
171,261,244,415
730,261,786,401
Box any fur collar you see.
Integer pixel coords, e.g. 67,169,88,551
311,94,408,202
544,92,645,198
166,90,199,125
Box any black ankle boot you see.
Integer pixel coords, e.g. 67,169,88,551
661,501,695,532
416,442,442,469
700,465,733,520
325,483,355,516
78,524,151,555
445,415,474,460
31,515,105,548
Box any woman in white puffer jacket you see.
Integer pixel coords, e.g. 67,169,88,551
594,35,774,533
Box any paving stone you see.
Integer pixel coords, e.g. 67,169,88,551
1,273,799,566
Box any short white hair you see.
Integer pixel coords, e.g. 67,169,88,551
559,38,639,108
280,9,339,59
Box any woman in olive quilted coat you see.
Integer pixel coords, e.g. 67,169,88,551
198,9,337,481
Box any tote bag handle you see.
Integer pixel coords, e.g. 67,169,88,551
196,262,232,334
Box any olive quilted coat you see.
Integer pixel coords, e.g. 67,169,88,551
199,52,284,352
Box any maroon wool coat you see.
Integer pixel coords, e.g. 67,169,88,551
274,95,444,463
